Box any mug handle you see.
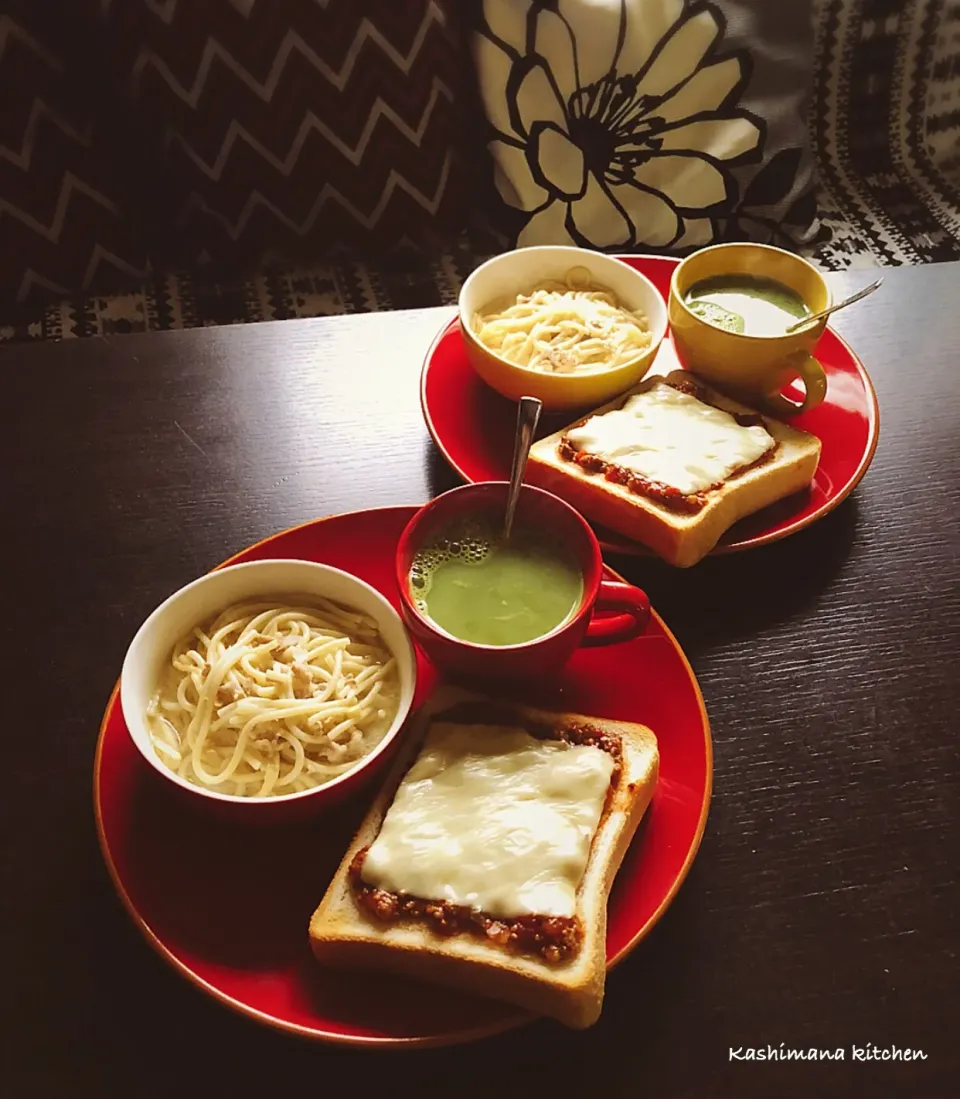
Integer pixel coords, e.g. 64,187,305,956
765,351,827,418
582,581,650,646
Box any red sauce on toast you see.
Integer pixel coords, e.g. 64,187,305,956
349,710,622,964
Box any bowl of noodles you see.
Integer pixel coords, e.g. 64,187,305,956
459,246,668,412
120,559,417,819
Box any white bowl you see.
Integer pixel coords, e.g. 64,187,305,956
458,246,668,411
120,559,417,813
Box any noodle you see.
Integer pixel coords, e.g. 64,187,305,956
472,265,652,374
146,596,401,797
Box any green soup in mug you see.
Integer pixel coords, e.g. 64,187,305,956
684,274,810,336
408,517,583,646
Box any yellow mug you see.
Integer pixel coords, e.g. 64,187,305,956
668,243,830,417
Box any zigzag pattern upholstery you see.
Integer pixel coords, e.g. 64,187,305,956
99,0,475,265
0,0,475,308
0,5,149,306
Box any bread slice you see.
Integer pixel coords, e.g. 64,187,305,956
308,686,659,1029
527,369,822,567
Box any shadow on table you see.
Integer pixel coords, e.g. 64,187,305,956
425,440,463,496
611,495,861,659
383,863,708,1084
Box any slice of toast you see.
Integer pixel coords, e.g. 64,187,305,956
527,369,822,567
308,686,659,1029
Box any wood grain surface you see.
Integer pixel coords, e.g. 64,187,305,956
2,262,958,1099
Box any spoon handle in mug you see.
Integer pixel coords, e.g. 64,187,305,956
504,396,542,539
786,277,883,333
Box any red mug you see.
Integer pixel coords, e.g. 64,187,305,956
395,482,650,682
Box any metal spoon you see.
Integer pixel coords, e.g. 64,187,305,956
503,396,542,539
785,277,883,333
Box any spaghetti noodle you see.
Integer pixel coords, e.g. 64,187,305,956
473,266,651,374
146,597,400,797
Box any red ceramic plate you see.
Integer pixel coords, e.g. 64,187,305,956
422,255,880,557
94,507,711,1047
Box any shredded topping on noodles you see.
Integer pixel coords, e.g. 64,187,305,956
146,597,400,797
473,266,652,374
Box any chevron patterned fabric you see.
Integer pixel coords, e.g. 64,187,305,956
99,0,478,267
0,0,480,313
2,0,960,338
0,5,149,307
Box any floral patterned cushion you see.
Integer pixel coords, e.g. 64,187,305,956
473,0,821,253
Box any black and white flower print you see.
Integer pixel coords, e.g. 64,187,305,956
474,0,765,250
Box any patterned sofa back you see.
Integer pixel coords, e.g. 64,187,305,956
0,0,957,314
808,0,960,268
0,0,483,311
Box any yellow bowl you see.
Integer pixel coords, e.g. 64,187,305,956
458,246,667,413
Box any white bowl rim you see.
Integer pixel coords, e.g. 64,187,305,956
119,558,418,805
458,245,669,378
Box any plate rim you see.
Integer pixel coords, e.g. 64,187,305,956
93,505,713,1049
420,255,880,558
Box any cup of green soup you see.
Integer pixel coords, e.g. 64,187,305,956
395,482,650,682
668,242,832,417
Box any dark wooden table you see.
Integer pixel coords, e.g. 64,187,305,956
3,261,958,1099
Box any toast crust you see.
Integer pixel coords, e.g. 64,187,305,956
527,369,822,567
308,687,659,1029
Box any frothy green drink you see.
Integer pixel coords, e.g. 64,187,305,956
409,518,583,647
